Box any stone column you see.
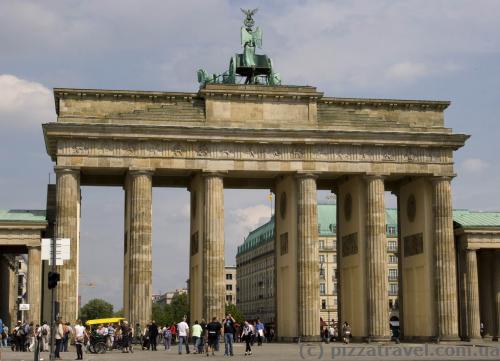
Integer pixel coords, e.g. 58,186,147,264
202,172,225,321
55,167,80,323
465,248,481,340
493,249,500,341
127,169,153,328
27,245,42,323
432,177,459,340
296,173,320,339
365,176,390,341
479,251,495,337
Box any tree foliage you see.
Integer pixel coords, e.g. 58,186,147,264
151,293,189,327
225,303,244,324
79,298,114,322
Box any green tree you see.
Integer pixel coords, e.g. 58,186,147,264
225,303,244,324
170,293,189,323
79,298,114,322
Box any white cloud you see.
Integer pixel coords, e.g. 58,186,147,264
460,158,489,174
232,204,272,233
386,62,429,82
0,74,54,127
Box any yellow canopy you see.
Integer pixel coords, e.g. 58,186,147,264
85,317,125,326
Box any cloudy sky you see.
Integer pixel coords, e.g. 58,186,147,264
1,0,499,309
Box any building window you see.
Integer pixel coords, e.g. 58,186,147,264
388,269,398,281
320,283,326,295
388,240,397,252
321,299,327,309
388,226,397,236
226,273,233,280
319,240,324,250
226,295,233,303
389,299,393,309
319,268,325,279
319,255,325,263
389,283,398,295
388,255,398,264
226,284,233,291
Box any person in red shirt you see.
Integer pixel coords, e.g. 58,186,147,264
169,323,177,345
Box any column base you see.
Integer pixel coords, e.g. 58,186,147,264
364,336,391,343
437,335,461,343
300,335,322,342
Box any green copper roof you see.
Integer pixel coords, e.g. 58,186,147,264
452,209,500,228
237,204,398,256
236,205,500,256
0,209,47,222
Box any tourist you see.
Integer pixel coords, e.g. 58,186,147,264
134,322,142,345
162,324,172,351
142,323,150,350
191,320,203,354
148,320,159,351
177,317,190,354
242,321,253,356
107,323,115,350
205,317,222,356
74,320,87,360
223,314,236,356
255,318,264,346
55,318,64,359
1,322,8,348
170,322,177,345
121,321,133,353
40,320,50,351
342,322,351,344
62,321,73,352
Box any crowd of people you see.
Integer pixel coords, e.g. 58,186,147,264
135,314,269,356
320,319,352,344
0,314,271,358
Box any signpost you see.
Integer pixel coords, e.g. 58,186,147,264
41,230,71,361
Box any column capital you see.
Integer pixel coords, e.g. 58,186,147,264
54,166,80,175
128,167,154,176
363,173,387,182
430,175,455,184
201,170,227,178
294,172,319,180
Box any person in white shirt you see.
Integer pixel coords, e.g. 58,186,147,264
74,320,87,360
176,317,190,355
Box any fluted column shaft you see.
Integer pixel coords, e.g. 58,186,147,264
296,173,319,339
479,251,494,336
55,167,80,323
365,176,390,340
127,170,153,328
465,249,481,340
203,173,225,321
432,177,459,340
27,246,42,323
493,249,500,341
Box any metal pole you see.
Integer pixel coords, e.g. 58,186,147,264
49,222,57,361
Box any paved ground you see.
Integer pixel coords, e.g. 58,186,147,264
1,342,500,361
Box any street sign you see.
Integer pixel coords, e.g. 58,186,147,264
19,303,30,311
41,238,70,265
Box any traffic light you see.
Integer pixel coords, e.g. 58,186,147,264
48,271,60,289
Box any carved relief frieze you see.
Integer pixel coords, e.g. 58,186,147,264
57,138,452,166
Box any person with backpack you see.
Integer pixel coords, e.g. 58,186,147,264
162,324,172,351
40,321,50,351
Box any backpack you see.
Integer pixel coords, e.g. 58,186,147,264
18,327,25,336
42,326,48,336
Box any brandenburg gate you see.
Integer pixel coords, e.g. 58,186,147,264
43,82,468,341
40,10,470,342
